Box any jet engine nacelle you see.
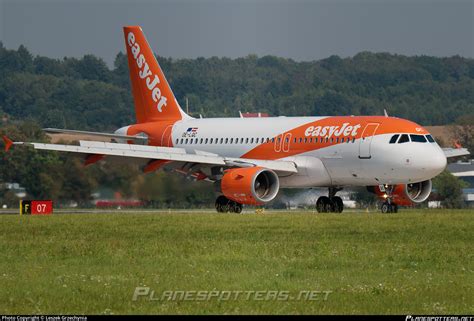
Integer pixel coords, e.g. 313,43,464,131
221,167,280,205
370,180,432,206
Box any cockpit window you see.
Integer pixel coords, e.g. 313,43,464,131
410,134,427,143
398,134,410,144
426,134,435,143
389,134,399,144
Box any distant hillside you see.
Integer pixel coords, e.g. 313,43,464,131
1,42,474,130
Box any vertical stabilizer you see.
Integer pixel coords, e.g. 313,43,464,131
123,26,189,123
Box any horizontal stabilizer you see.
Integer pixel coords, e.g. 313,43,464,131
442,147,470,158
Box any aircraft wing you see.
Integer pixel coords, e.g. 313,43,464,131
6,139,297,174
442,147,470,158
43,128,148,142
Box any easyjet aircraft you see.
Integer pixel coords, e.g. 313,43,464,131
3,26,469,213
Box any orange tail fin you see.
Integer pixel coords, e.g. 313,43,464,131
123,26,189,123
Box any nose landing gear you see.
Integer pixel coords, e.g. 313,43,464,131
215,195,243,213
316,187,344,213
381,202,398,213
379,185,398,213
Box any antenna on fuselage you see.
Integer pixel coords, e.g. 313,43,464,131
384,109,389,117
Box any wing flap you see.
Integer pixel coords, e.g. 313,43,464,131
43,128,147,142
79,140,187,154
28,142,227,165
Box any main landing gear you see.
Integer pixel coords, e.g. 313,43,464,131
380,185,398,213
316,187,344,213
215,195,243,213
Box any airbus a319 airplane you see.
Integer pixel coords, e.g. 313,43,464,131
3,26,469,213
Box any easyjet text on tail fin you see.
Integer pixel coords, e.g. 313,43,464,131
123,26,189,123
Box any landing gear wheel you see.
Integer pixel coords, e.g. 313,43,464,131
232,202,243,214
316,196,331,213
331,196,344,213
215,195,228,213
317,196,344,213
381,202,398,213
215,196,243,213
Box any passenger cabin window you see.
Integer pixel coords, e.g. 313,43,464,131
410,134,427,143
389,134,399,144
398,134,410,144
426,135,435,143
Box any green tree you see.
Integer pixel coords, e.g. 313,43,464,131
0,122,98,205
452,114,474,155
432,171,467,209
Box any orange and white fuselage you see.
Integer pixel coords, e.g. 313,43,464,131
117,115,447,188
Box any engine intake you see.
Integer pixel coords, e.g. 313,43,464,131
221,167,280,205
404,180,432,203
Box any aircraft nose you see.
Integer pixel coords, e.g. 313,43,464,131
428,149,447,175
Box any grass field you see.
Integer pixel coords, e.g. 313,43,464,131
0,210,473,315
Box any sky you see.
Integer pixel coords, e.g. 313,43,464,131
0,0,473,67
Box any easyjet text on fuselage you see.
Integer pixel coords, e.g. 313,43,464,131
304,123,361,138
